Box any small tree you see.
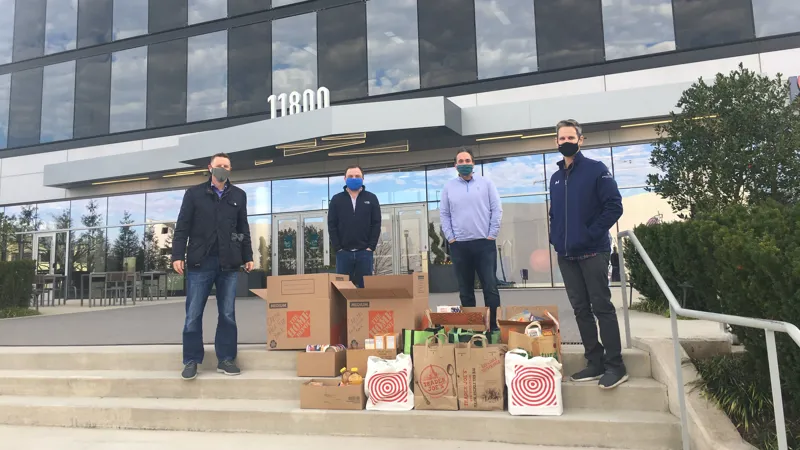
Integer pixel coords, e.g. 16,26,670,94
648,64,800,218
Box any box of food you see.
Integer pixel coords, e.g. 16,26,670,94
498,306,562,362
425,307,490,332
300,379,366,410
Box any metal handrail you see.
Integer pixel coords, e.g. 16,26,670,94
617,229,800,450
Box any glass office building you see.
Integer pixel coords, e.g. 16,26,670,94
0,0,798,292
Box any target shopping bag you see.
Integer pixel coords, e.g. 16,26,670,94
504,349,563,416
365,352,414,411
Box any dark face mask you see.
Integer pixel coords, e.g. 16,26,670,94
558,142,580,157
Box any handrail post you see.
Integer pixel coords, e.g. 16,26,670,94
766,330,788,450
617,238,632,349
670,304,691,450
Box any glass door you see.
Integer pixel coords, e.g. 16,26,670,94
272,210,329,275
373,208,395,275
301,212,329,274
34,233,56,274
273,215,299,275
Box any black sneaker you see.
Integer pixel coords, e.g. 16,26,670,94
570,366,605,382
181,362,198,380
217,360,241,376
599,371,629,389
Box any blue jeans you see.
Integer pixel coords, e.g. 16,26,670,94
182,256,239,365
449,239,501,329
335,249,373,288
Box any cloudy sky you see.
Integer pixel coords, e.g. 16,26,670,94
113,0,148,40
44,0,78,55
0,74,9,148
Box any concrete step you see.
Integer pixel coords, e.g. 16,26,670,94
0,370,668,411
0,396,681,449
0,344,652,377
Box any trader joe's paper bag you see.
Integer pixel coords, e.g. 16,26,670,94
412,335,458,411
454,335,507,411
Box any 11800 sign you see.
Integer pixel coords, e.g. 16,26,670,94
268,87,331,119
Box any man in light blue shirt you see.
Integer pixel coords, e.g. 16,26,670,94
439,148,503,330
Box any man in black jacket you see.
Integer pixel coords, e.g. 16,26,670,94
328,165,381,288
172,153,254,380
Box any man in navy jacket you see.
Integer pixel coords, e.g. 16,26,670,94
548,119,627,389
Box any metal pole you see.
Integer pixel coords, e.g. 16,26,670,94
766,330,788,450
617,238,632,349
671,305,691,450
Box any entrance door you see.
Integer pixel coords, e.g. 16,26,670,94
376,204,428,275
272,210,330,275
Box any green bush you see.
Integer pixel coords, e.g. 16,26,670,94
0,260,36,310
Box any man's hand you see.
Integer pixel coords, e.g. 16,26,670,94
244,261,254,272
487,237,496,240
448,239,456,244
173,260,184,275
366,248,373,251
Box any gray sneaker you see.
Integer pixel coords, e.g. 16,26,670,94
217,360,241,376
570,365,605,382
181,362,198,380
599,371,629,389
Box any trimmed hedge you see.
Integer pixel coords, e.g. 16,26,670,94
0,260,36,310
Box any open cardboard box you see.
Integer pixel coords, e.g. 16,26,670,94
425,307,490,332
300,378,366,410
297,350,347,377
498,305,562,362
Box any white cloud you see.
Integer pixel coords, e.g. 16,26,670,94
602,0,676,61
272,13,318,94
366,0,420,95
0,0,15,64
475,0,538,79
188,0,227,25
187,31,228,122
752,0,800,37
110,47,148,133
44,0,78,55
113,0,148,40
41,61,76,142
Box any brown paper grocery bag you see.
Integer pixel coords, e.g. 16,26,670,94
454,335,507,411
412,335,458,410
507,322,542,356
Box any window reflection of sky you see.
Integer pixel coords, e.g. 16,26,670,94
70,198,108,228
612,144,663,188
107,194,145,225
272,13,317,95
36,201,70,230
239,181,271,215
0,74,8,149
602,0,676,60
484,154,546,196
752,0,800,37
188,0,227,25
187,31,228,122
44,0,77,55
145,190,185,223
366,0,421,95
329,170,427,206
273,177,328,213
113,0,148,40
0,0,14,64
475,0,537,79
110,47,147,133
40,61,76,143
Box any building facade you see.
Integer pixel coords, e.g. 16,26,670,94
0,0,798,293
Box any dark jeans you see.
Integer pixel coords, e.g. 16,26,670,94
182,256,239,365
449,239,501,329
558,253,625,374
336,249,374,288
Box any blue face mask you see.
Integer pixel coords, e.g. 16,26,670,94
345,177,363,191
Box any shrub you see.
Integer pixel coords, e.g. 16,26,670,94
0,260,36,310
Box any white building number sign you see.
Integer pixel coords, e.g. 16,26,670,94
268,87,331,119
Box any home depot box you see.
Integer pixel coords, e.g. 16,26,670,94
498,305,562,362
335,273,428,349
425,307,490,332
300,379,366,410
250,273,348,350
297,350,347,377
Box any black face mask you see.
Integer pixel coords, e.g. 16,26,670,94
558,142,580,157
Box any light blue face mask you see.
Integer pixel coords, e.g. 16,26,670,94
346,177,363,191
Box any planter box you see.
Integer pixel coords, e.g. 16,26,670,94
429,264,459,293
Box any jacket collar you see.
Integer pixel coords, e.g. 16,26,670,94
557,150,585,170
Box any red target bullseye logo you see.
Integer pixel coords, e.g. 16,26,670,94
367,370,408,405
511,366,557,407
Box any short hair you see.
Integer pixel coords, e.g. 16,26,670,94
454,147,475,163
556,119,583,137
209,152,231,164
345,165,363,176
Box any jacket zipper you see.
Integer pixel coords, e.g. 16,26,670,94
564,168,569,257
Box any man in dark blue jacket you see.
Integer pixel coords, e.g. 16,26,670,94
328,165,381,288
548,119,627,389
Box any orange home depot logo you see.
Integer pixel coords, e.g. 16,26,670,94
287,311,311,338
369,310,394,336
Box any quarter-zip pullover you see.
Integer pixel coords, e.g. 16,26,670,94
440,174,502,242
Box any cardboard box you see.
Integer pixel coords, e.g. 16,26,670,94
426,307,490,332
300,379,366,410
498,305,562,362
250,273,348,350
346,349,398,375
297,350,347,377
336,273,429,349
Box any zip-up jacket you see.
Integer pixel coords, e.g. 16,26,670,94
171,180,253,269
328,186,381,252
548,152,623,257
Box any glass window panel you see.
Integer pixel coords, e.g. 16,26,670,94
228,22,271,116
672,0,755,49
110,46,147,133
189,0,226,25
475,0,537,79
483,154,546,196
0,74,9,149
70,198,107,273
426,165,458,203
418,0,478,88
144,222,173,271
239,181,270,215
145,189,185,223
73,54,111,138
272,177,328,213
272,12,317,95
534,0,604,71
0,0,15,64
105,225,144,271
12,0,46,61
601,0,676,60
45,0,78,54
113,0,148,40
249,215,272,275
36,201,71,230
272,0,303,7
8,67,44,147
612,144,664,188
318,3,368,102
149,0,187,33
366,0,420,95
107,193,145,226
5,205,37,261
329,170,427,206
40,61,76,143
77,0,112,48
71,198,107,228
752,0,800,37
187,31,227,122
497,195,552,287
229,0,264,17
147,39,188,128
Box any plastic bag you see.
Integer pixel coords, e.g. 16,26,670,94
365,352,414,411
504,349,563,416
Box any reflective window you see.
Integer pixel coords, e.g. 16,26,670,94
187,31,228,122
147,39,188,128
8,67,44,147
113,0,148,40
106,224,144,272
602,0,676,60
144,221,174,271
109,47,147,133
330,170,427,206
37,201,71,230
239,181,270,215
228,22,271,116
273,177,328,213
145,190,185,223
70,198,107,273
5,205,37,261
497,196,551,286
612,144,663,188
74,54,111,138
71,198,107,228
418,0,477,88
426,165,460,203
108,193,145,226
77,0,112,48
149,0,188,33
40,61,76,143
45,0,77,54
366,0,420,95
318,3,368,102
272,12,317,95
0,0,14,64
249,215,272,274
475,0,537,79
189,0,226,24
229,0,264,17
12,0,46,61
483,154,547,196
752,0,800,37
0,74,9,149
672,0,755,49
272,0,304,7
534,0,604,71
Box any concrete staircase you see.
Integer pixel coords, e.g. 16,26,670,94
0,345,681,449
